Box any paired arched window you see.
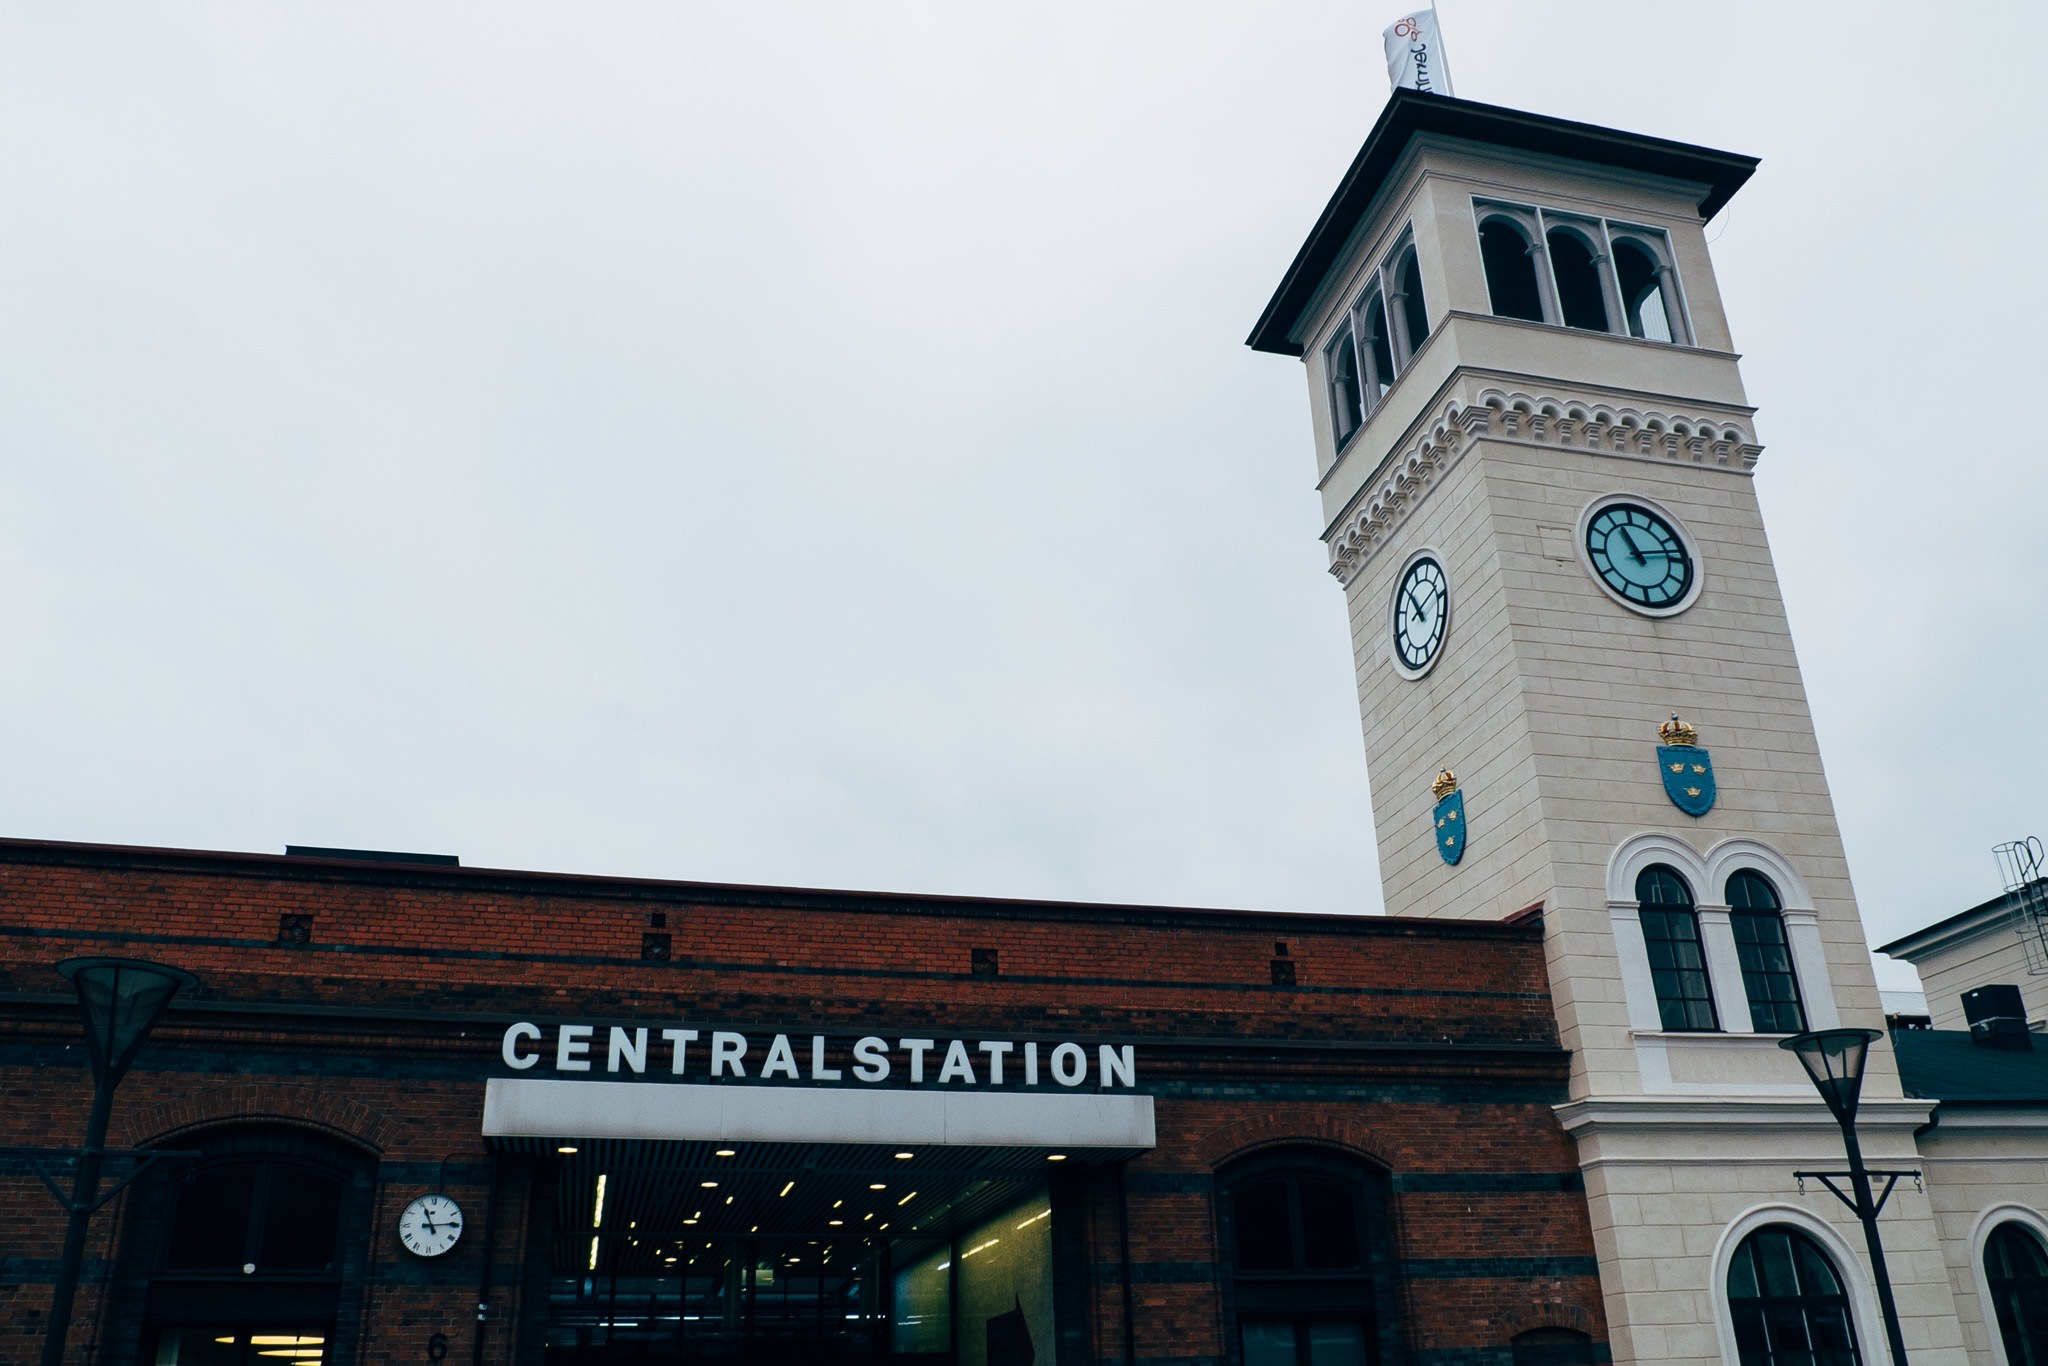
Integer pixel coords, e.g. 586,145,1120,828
1320,231,1433,450
1727,1225,1863,1366
1476,199,1688,344
1219,1150,1397,1366
1638,865,1717,1031
1729,871,1806,1034
1985,1221,2048,1366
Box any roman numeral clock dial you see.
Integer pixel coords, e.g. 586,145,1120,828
1582,498,1699,615
1390,553,1449,676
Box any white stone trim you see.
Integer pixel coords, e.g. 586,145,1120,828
1968,1202,2048,1366
1710,1203,1892,1366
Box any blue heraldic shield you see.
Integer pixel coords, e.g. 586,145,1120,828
1433,790,1466,865
1658,745,1716,817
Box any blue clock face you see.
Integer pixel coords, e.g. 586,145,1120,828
1585,503,1693,609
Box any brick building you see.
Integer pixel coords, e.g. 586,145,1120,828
0,836,1606,1365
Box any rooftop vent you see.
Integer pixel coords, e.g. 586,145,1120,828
284,845,459,867
1962,984,2034,1050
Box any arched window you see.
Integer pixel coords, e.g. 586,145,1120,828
1613,238,1672,342
1728,871,1806,1033
1512,1327,1596,1366
1638,865,1718,1031
1219,1151,1398,1366
1480,219,1544,322
1327,330,1365,447
1395,248,1429,354
1985,1221,2048,1366
1361,295,1394,402
1545,228,1609,332
1727,1225,1862,1366
108,1126,374,1366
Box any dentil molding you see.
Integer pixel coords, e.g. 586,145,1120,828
1325,387,1765,587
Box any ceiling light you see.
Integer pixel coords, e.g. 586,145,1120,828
715,1148,736,1158
557,1145,579,1155
701,1180,718,1189
896,1191,917,1206
829,1219,844,1226
895,1151,914,1160
868,1182,886,1190
1047,1153,1067,1162
779,1181,795,1198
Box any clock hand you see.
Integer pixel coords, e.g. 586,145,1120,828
1406,589,1430,618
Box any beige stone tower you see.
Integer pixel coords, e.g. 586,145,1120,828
1251,93,1963,1366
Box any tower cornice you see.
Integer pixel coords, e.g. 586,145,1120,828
1322,383,1762,586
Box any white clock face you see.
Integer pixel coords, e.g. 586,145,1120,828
1391,554,1449,674
398,1193,464,1258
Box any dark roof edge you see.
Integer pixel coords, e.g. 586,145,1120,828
1876,885,2020,956
0,835,1541,941
1247,90,1758,357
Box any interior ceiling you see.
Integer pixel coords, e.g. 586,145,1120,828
487,1137,1133,1276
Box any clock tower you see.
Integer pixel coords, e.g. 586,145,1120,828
1251,93,1963,1366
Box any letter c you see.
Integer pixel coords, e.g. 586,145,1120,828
502,1022,542,1070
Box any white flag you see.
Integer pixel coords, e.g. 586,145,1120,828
1383,8,1455,96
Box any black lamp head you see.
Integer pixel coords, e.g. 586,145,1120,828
1779,1027,1884,1127
56,957,198,1084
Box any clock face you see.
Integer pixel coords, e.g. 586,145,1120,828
1584,501,1695,611
398,1193,464,1258
1391,554,1449,674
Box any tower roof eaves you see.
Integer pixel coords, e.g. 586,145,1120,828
1246,90,1759,357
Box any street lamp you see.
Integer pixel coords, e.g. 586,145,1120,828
41,957,197,1366
1780,1027,1915,1366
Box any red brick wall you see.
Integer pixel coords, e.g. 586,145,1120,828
0,838,1602,1365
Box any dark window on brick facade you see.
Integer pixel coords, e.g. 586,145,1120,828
1728,871,1805,1034
1727,1226,1862,1366
1512,1327,1596,1366
1271,958,1297,986
1638,865,1718,1032
1985,1222,2048,1366
972,947,999,978
277,913,313,945
1220,1151,1398,1366
642,931,672,962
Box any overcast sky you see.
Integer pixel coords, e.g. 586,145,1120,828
3,4,2042,992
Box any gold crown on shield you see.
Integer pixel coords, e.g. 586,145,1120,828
1658,713,1699,748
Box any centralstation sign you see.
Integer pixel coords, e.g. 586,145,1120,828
498,1021,1138,1090
483,1021,1157,1151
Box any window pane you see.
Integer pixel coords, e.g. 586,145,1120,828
1479,219,1543,322
1397,250,1429,352
1308,1320,1369,1366
1363,298,1394,399
1987,1224,2048,1366
1243,1320,1299,1366
165,1165,258,1270
1614,238,1671,342
1642,907,1717,1031
1296,1179,1360,1269
1328,333,1364,444
1546,229,1609,332
1236,1178,1294,1271
1728,1228,1861,1366
261,1168,345,1270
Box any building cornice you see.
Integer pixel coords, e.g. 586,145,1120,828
1325,383,1763,586
1554,1094,1934,1135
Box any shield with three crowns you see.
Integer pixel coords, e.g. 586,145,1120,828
1433,789,1467,865
1658,745,1716,817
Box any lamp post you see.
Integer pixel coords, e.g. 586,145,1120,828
1779,1027,1914,1366
41,956,197,1366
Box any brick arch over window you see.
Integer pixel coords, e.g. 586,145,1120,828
1194,1112,1397,1170
121,1082,393,1154
1498,1303,1602,1340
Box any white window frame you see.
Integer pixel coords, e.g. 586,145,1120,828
1970,1204,2048,1366
1712,1205,1887,1366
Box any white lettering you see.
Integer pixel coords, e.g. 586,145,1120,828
900,1038,936,1083
761,1034,800,1080
938,1039,976,1084
978,1040,1014,1084
502,1022,542,1070
1050,1042,1086,1087
1023,1041,1039,1086
852,1036,890,1082
556,1024,594,1073
711,1031,748,1078
1099,1043,1136,1089
810,1035,842,1081
661,1028,699,1075
607,1026,648,1074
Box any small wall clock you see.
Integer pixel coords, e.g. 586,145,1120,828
1579,496,1699,615
1390,552,1450,676
398,1192,465,1258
